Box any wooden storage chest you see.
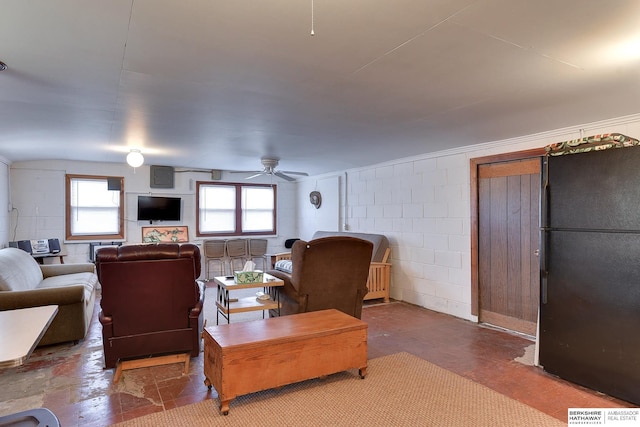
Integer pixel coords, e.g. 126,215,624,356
203,309,368,415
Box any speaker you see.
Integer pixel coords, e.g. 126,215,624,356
107,177,122,191
9,240,33,253
284,238,300,249
48,238,61,254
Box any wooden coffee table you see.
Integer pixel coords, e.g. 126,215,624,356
0,305,58,368
203,309,368,415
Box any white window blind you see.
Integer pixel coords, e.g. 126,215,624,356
197,182,276,236
69,178,120,235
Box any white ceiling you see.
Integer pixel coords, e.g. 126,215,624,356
2,0,640,176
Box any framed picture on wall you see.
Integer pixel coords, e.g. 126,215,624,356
142,226,189,243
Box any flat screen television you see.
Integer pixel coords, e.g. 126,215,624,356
137,196,181,222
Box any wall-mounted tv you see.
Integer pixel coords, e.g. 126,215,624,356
137,196,181,222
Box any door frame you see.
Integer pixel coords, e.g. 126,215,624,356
470,148,545,317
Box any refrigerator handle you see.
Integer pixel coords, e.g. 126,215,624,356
541,265,548,304
540,156,549,304
541,156,549,229
540,227,548,304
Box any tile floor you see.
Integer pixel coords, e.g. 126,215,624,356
0,288,634,426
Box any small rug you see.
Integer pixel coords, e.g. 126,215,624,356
113,352,563,427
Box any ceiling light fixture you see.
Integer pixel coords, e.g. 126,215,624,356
0,61,7,71
126,149,144,168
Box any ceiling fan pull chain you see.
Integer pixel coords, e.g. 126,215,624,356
311,0,315,36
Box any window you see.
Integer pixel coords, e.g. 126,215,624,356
65,174,124,240
197,182,276,237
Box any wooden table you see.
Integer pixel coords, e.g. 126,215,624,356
0,305,58,368
32,252,65,264
203,309,368,415
213,273,284,324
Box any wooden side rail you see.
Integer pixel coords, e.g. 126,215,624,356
364,248,391,302
274,252,292,262
365,261,391,302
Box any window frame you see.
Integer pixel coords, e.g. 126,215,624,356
65,174,125,241
196,181,277,237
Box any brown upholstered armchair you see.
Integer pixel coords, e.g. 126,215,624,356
266,236,373,319
95,243,204,369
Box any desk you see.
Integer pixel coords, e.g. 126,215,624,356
32,252,65,264
0,305,58,368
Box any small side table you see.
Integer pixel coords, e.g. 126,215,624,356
213,273,284,324
32,252,65,264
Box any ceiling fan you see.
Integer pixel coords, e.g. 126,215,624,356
231,157,309,181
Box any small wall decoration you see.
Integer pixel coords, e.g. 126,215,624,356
309,191,322,209
142,226,189,243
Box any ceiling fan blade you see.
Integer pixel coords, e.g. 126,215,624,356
245,172,265,180
230,170,262,174
281,170,309,176
274,171,297,182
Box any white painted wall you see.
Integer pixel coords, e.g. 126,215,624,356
296,175,340,240
297,113,640,321
7,160,299,269
0,157,9,246
5,113,640,320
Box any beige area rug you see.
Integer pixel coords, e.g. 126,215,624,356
113,352,563,427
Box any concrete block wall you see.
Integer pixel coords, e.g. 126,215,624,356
336,113,640,321
344,151,474,319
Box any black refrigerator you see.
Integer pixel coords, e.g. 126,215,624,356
540,145,640,405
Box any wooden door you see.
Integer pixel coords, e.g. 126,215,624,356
477,158,540,335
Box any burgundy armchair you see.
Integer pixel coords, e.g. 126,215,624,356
95,243,204,369
267,236,373,319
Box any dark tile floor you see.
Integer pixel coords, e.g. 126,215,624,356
0,291,633,426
